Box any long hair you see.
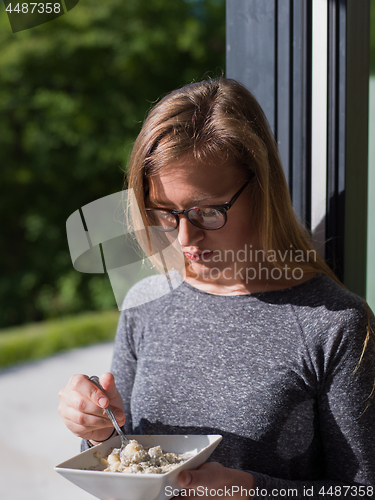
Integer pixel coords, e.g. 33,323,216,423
125,76,374,402
127,77,339,282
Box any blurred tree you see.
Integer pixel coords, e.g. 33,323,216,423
0,0,225,327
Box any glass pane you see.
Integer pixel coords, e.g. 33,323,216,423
367,0,375,310
147,210,176,231
189,208,225,229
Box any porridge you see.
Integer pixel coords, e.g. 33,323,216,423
93,439,191,474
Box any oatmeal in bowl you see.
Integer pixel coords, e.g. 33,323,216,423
95,438,192,474
55,434,222,500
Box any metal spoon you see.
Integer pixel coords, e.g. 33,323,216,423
89,375,130,452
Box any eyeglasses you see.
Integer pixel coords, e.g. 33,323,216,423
145,180,251,232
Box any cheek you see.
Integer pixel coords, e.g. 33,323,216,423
220,224,258,260
238,204,258,234
224,213,256,243
208,226,246,253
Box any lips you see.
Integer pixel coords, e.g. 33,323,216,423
184,250,213,262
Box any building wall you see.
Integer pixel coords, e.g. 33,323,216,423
367,76,375,309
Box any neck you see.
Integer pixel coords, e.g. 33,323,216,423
184,267,318,295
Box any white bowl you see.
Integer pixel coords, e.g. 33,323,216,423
55,434,222,500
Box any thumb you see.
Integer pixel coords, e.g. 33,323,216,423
99,372,119,401
178,464,220,489
178,470,193,488
99,373,125,425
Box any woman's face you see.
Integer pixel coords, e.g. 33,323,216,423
147,156,261,293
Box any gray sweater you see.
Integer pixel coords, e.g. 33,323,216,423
94,274,375,498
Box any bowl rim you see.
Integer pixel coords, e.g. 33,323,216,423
55,434,223,477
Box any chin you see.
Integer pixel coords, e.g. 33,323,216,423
185,261,225,281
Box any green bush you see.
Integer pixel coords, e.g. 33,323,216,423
0,0,225,328
0,309,119,369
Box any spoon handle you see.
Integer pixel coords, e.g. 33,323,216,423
89,375,129,445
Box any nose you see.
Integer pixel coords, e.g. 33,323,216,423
177,216,204,247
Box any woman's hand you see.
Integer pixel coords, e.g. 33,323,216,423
178,463,255,499
58,372,125,443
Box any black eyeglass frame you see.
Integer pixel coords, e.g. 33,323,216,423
145,179,251,232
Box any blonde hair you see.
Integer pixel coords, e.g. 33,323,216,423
125,77,374,402
127,77,339,282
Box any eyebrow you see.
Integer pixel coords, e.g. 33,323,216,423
148,194,222,206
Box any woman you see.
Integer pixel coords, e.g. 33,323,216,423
58,78,375,498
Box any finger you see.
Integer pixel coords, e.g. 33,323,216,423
69,374,109,408
58,389,106,421
99,372,119,400
59,400,113,427
60,390,125,426
59,374,125,427
63,412,113,436
62,417,115,441
99,373,125,422
108,406,126,426
178,463,221,489
70,390,109,416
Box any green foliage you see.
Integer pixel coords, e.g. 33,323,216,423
0,0,225,327
0,309,119,369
